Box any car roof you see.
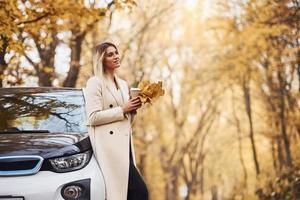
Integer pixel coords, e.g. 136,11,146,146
0,87,82,95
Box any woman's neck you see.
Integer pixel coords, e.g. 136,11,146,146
104,70,115,81
104,71,119,89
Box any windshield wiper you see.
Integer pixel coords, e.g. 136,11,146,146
0,128,50,134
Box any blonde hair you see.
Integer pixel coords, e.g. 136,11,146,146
92,42,118,78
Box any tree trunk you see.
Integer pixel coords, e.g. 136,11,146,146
184,183,191,200
277,70,293,167
231,88,248,188
165,167,179,200
37,64,53,86
242,79,260,176
63,30,84,87
37,57,55,86
200,166,204,196
0,36,8,87
271,138,278,172
29,30,58,87
211,185,218,200
276,135,284,171
296,37,300,92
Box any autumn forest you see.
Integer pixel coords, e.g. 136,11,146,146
1,0,300,199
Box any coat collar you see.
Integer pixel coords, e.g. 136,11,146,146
104,75,125,106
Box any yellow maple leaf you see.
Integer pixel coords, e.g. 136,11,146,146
138,80,164,105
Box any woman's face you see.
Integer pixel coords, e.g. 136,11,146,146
103,46,120,71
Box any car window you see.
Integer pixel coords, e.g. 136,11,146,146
0,90,87,133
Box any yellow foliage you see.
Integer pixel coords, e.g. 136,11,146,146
43,66,54,74
138,80,165,104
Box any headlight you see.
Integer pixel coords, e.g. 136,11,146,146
49,150,92,173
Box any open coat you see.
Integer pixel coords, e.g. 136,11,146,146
84,76,137,200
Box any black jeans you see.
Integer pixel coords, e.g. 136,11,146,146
127,140,148,200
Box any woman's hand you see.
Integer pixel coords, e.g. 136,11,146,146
122,97,142,114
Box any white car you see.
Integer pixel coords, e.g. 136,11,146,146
0,87,105,200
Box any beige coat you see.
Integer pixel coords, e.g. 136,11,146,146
84,75,137,200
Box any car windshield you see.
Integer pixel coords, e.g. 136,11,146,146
0,89,87,133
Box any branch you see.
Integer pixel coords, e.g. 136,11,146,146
120,2,175,62
17,13,50,25
23,53,39,74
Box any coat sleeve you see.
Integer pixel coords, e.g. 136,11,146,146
84,77,125,126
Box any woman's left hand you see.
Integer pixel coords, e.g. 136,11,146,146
122,97,141,114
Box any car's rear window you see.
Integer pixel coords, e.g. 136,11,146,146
0,89,87,133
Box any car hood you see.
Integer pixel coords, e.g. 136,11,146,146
0,132,91,159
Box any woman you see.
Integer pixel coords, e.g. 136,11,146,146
84,42,148,200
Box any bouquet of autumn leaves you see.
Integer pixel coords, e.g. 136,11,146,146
133,80,164,105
